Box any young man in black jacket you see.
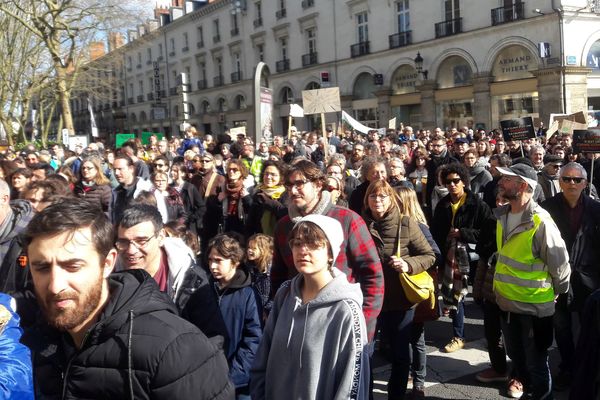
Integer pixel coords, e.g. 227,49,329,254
21,198,234,399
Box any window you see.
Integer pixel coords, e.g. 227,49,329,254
256,1,262,20
356,11,368,43
215,57,223,76
183,32,189,48
158,43,163,57
256,43,264,62
213,19,220,38
233,53,241,73
148,77,153,92
147,47,152,61
129,83,133,96
231,13,239,34
307,28,316,54
200,62,206,81
397,0,410,32
170,38,175,52
280,37,288,60
139,80,144,94
197,26,204,45
137,52,142,65
444,0,460,20
127,56,132,69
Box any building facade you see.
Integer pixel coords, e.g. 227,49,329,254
72,0,600,142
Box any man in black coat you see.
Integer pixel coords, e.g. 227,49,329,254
425,134,458,219
541,161,600,391
21,198,234,399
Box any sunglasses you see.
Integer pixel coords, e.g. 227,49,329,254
285,179,308,190
444,178,462,185
561,176,584,184
326,185,339,192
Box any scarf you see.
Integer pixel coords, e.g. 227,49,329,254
224,179,244,216
257,184,286,235
288,190,331,223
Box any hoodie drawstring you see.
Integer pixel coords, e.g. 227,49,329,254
299,304,309,369
127,310,135,400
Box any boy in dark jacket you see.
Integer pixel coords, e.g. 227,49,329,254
208,234,262,399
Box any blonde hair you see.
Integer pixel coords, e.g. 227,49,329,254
247,234,274,273
395,186,428,225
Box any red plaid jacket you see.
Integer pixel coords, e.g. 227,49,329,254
271,203,384,340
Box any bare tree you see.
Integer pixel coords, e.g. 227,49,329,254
0,0,149,136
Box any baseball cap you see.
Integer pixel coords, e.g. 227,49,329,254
454,137,469,144
496,164,539,189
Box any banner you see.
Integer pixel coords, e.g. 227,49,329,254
88,99,98,137
500,116,536,142
141,132,164,146
260,87,273,143
573,128,600,153
116,133,136,148
341,111,371,134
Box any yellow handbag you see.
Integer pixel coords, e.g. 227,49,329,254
396,219,435,308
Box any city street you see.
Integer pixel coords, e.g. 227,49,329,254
371,296,570,399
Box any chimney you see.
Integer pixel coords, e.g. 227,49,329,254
89,41,106,60
108,32,125,52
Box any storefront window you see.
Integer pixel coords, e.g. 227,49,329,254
586,40,600,74
354,108,378,128
437,100,473,129
391,105,421,127
491,93,539,128
437,56,472,89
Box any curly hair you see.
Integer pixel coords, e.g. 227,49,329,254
438,162,470,186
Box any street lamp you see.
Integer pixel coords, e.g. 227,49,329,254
230,0,246,14
414,52,428,80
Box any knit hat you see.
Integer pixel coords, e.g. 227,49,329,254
294,214,344,263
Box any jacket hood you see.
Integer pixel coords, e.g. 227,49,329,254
96,269,178,336
212,267,252,292
289,269,363,308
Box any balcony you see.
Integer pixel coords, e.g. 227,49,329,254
146,60,153,65
491,2,525,26
231,27,239,36
301,52,318,67
147,93,154,101
213,75,224,87
128,97,134,104
169,51,176,57
182,46,189,53
276,59,290,72
197,41,204,49
213,34,221,43
231,71,242,82
253,17,263,28
276,9,287,19
159,90,166,98
301,0,314,9
389,31,412,49
137,95,144,103
435,17,462,38
350,41,370,57
197,79,207,90
136,63,142,69
169,87,178,96
157,55,164,62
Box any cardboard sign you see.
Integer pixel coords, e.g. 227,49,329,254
67,135,89,151
228,126,246,140
116,133,136,148
302,87,341,115
500,117,536,142
573,128,600,153
388,117,397,129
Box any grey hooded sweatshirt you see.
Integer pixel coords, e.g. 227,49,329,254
250,269,369,400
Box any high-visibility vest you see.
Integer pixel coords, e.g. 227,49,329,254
493,214,555,304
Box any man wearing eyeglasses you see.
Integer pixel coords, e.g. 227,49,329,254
541,162,600,391
271,160,384,342
116,204,227,340
21,199,233,399
493,163,570,400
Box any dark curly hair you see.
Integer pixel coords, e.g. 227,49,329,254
438,162,470,187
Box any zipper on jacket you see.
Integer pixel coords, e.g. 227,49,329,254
61,331,91,400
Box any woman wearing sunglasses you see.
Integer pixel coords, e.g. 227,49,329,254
431,163,494,355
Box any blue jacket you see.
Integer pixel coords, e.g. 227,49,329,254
0,293,33,400
212,268,262,388
178,137,205,156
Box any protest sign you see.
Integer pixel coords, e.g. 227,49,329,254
500,116,536,142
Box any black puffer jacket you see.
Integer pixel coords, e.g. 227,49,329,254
23,270,234,400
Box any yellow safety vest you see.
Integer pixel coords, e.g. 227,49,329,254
493,214,555,304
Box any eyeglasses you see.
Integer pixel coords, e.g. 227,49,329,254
81,166,96,170
285,179,308,190
444,178,462,186
115,234,157,251
326,185,339,192
368,194,389,201
561,176,584,184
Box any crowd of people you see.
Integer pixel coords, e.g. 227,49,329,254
0,123,599,400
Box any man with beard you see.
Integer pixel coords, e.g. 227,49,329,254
426,135,458,218
493,164,570,400
21,198,234,399
270,160,384,342
347,142,366,179
190,152,225,254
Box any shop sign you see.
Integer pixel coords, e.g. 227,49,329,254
437,56,472,89
586,40,600,72
500,116,536,141
492,45,535,82
391,65,418,95
573,128,600,153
